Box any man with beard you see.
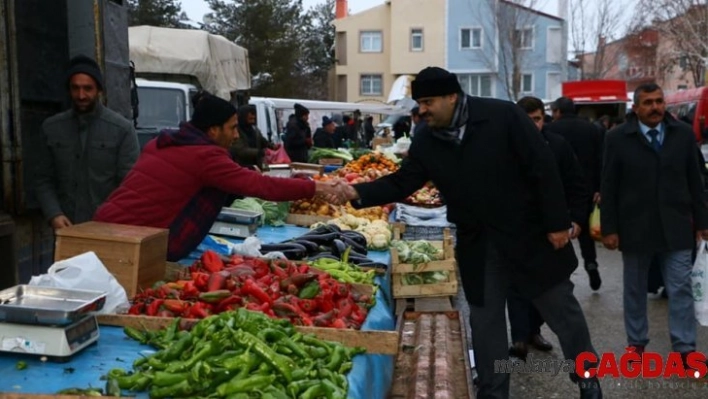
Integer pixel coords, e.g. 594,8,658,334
35,55,139,230
601,82,708,368
230,104,274,170
336,67,601,399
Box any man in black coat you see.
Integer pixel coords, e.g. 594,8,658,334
339,67,601,399
548,97,604,291
507,96,590,360
230,105,274,170
284,103,312,163
601,83,708,365
312,116,336,148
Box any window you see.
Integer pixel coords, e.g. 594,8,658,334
411,28,423,51
360,74,383,96
360,31,382,52
546,27,562,63
460,28,482,49
521,73,533,93
458,74,493,97
515,27,533,49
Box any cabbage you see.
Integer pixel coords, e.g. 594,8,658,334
231,198,289,227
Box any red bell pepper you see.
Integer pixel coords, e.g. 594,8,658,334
207,271,229,292
181,281,200,298
191,272,210,291
163,299,188,314
337,298,353,318
146,299,164,316
201,250,225,273
299,298,317,313
128,302,144,315
187,302,210,319
312,310,335,327
331,318,348,329
298,264,310,274
228,254,245,266
241,279,273,304
268,281,281,300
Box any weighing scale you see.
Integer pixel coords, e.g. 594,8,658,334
209,208,263,239
0,285,106,360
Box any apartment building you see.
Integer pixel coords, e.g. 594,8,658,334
333,0,567,103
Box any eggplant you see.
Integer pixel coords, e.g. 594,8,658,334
288,240,319,255
341,231,367,247
269,248,307,260
309,224,341,235
260,243,307,253
330,239,347,258
295,232,341,246
340,235,368,255
346,253,375,265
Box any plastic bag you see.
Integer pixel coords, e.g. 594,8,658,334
589,205,602,241
692,241,708,326
266,146,291,164
28,252,129,314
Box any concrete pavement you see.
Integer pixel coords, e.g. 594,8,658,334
508,242,708,398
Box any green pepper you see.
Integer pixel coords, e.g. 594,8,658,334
216,374,276,396
162,317,180,344
152,371,189,387
166,341,218,373
307,346,329,359
234,330,294,382
339,361,353,374
115,372,146,390
105,377,121,397
261,386,291,399
225,394,250,399
150,379,194,398
286,379,321,397
161,331,192,362
222,351,259,374
147,355,169,370
300,382,327,399
324,345,346,372
302,335,333,355
259,328,309,359
123,326,147,344
132,356,149,369
15,360,27,370
322,378,347,399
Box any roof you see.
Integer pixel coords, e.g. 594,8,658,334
501,0,562,22
128,26,251,99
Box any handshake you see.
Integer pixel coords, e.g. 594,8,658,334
314,180,359,205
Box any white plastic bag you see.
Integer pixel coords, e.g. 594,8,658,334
691,241,708,326
28,251,129,314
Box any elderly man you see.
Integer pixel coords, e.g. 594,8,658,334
35,55,139,229
95,95,344,261
601,82,708,367
313,116,336,148
338,67,601,399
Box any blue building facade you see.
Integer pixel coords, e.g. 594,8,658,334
446,0,566,101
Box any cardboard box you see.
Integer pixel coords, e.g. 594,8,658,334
54,222,168,298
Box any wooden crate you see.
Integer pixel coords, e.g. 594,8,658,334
285,213,333,227
372,136,393,149
391,227,459,299
290,162,324,176
96,314,399,355
55,222,168,298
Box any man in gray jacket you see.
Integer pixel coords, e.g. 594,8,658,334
35,55,139,230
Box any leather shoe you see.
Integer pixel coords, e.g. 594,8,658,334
508,341,528,361
529,334,553,351
585,262,602,291
579,379,603,399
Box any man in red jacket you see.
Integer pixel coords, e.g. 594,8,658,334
94,95,343,261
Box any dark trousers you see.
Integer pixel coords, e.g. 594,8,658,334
578,200,597,265
469,240,597,399
507,288,544,343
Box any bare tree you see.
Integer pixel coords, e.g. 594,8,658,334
636,0,708,87
569,0,625,80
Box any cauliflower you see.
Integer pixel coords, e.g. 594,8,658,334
371,233,391,250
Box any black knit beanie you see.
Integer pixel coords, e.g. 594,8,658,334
294,103,310,117
66,55,104,90
411,67,463,100
190,95,237,132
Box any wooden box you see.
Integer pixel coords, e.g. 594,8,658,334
318,158,345,166
285,213,333,227
391,226,459,298
55,222,168,298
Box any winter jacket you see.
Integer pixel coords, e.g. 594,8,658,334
313,128,335,148
94,122,315,261
35,102,139,224
284,119,311,163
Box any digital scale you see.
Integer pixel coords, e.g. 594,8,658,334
0,285,106,360
209,208,263,239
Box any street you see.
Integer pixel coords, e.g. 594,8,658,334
506,242,708,398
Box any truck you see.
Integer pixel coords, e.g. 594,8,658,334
561,80,630,121
0,0,133,288
127,26,277,146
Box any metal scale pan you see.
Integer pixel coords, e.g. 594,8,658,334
0,285,106,326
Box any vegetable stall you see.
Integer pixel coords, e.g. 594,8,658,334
0,151,473,398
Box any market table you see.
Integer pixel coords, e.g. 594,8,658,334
0,224,396,399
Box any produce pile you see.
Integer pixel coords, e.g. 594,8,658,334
230,198,289,227
308,148,353,164
128,250,373,329
391,240,451,286
259,225,388,271
313,216,392,250
107,309,363,398
404,183,444,207
332,152,400,183
288,197,389,222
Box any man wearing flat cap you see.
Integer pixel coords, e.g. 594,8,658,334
94,94,346,262
338,67,602,399
35,55,139,230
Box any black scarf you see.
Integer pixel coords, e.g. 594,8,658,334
430,94,469,144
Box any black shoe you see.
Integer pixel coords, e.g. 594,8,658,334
579,379,603,399
661,287,668,299
585,262,602,291
528,334,553,351
508,342,528,361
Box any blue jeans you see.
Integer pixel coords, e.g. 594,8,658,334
622,250,696,353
